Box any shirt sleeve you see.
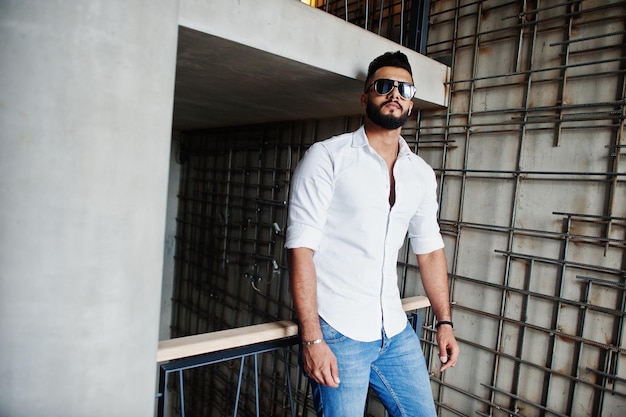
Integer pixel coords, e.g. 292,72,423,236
407,165,445,254
285,142,335,251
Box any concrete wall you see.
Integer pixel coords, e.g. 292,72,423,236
0,1,179,415
165,2,626,416
160,135,181,341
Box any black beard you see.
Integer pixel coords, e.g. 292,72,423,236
366,100,409,130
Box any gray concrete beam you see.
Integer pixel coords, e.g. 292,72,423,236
173,0,449,130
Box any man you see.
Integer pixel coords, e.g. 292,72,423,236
285,51,459,417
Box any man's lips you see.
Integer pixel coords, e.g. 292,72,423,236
383,100,403,111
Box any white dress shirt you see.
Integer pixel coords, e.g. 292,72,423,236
286,126,444,342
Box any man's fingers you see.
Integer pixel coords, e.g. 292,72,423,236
315,357,339,388
304,344,340,388
311,365,339,388
436,327,460,372
439,351,451,371
440,344,459,371
330,357,341,386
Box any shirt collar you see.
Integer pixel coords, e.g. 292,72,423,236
351,125,369,147
353,125,412,158
398,136,413,157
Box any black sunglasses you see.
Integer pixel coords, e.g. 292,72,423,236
366,78,416,100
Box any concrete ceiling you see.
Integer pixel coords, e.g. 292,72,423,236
172,27,366,131
172,1,450,132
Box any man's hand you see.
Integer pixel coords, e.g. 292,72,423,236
288,247,340,386
436,325,459,372
302,342,341,388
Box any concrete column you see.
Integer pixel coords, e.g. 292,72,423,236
0,1,179,416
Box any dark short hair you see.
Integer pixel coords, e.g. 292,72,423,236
365,51,413,91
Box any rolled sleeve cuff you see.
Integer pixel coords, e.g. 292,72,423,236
285,223,324,251
410,234,445,255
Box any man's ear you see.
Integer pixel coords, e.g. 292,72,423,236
360,93,368,109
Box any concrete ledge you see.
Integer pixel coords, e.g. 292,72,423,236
173,0,450,129
157,296,431,363
179,0,449,104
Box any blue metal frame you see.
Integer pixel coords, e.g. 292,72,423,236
156,312,425,417
156,336,298,417
408,310,424,335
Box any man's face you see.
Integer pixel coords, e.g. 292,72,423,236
361,66,415,130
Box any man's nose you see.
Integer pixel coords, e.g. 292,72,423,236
386,84,401,99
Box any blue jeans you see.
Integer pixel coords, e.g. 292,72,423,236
307,319,437,417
